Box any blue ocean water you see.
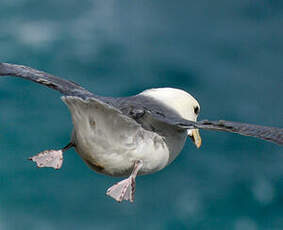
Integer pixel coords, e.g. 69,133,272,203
0,0,282,229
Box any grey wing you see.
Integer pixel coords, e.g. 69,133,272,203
170,117,283,146
193,120,283,146
0,62,94,98
123,103,283,146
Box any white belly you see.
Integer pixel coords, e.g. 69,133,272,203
62,96,170,177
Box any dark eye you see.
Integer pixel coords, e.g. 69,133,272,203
194,106,200,115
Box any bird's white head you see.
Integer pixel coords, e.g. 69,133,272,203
140,87,200,121
140,87,202,148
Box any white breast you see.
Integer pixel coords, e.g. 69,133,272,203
62,96,170,177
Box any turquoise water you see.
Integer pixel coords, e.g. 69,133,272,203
0,0,283,229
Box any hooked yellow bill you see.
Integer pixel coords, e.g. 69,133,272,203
188,129,202,148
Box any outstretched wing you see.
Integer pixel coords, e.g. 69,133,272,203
116,96,283,146
129,106,283,146
0,63,94,98
168,117,283,146
193,120,283,145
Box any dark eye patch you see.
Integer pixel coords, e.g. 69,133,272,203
194,106,200,115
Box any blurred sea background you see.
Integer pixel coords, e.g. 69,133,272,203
0,0,283,229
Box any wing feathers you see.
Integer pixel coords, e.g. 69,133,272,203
194,120,283,145
0,63,93,98
136,108,283,146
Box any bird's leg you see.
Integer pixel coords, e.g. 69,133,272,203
106,160,143,203
29,142,74,170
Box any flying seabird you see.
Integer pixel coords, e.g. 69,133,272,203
0,62,282,203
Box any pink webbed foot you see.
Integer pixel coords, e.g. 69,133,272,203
29,149,63,169
106,177,135,202
106,160,143,203
29,143,73,170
